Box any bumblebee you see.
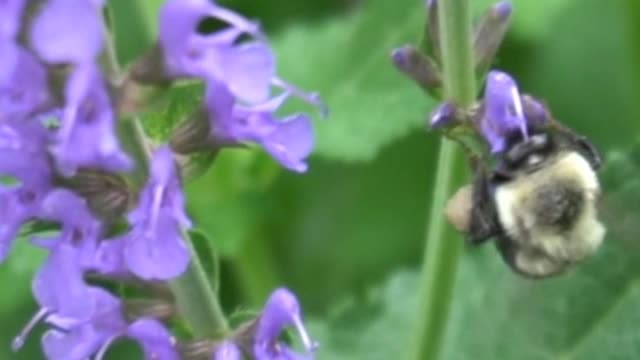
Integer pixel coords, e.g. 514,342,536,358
463,124,606,278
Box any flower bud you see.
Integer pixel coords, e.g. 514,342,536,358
59,169,131,222
391,45,441,93
169,108,214,154
425,0,440,60
474,1,512,77
429,101,461,129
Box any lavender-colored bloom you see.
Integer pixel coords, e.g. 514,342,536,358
41,287,125,360
205,81,314,172
31,0,130,175
41,287,179,360
31,190,102,319
123,146,191,280
92,237,128,276
480,70,529,153
30,0,103,65
0,44,50,120
127,318,180,360
32,242,96,321
0,120,51,261
50,65,133,176
254,288,317,360
0,0,27,39
213,341,242,360
158,0,272,103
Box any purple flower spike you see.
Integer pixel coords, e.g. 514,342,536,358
481,70,528,153
213,341,242,360
124,146,190,280
254,288,317,360
0,0,27,38
127,318,180,360
51,65,133,176
30,0,103,65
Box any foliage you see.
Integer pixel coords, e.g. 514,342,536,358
2,0,640,359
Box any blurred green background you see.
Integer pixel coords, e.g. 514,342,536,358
4,0,640,358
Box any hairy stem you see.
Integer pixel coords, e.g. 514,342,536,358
106,0,229,337
411,0,476,359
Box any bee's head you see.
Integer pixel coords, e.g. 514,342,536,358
491,126,556,182
490,124,602,184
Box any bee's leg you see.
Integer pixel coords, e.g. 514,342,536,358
468,161,502,245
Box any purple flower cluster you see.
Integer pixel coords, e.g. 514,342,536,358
2,0,320,359
155,0,326,173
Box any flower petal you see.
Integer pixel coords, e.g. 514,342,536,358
127,318,180,360
30,0,103,64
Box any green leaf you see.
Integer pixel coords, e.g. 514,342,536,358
308,271,420,360
0,238,45,313
272,0,433,162
186,150,280,256
439,240,640,360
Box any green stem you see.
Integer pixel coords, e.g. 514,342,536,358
169,232,230,337
411,1,476,360
106,0,229,337
438,0,476,107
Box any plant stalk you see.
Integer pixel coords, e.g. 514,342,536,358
106,0,229,337
410,0,476,359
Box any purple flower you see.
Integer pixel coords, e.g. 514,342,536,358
32,242,96,321
480,70,529,153
31,0,131,176
158,0,272,103
123,146,191,280
0,120,51,261
205,81,314,172
254,288,317,360
31,190,102,319
0,44,50,121
213,341,242,360
49,65,133,176
127,318,180,360
41,288,179,360
0,0,27,39
30,0,104,65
